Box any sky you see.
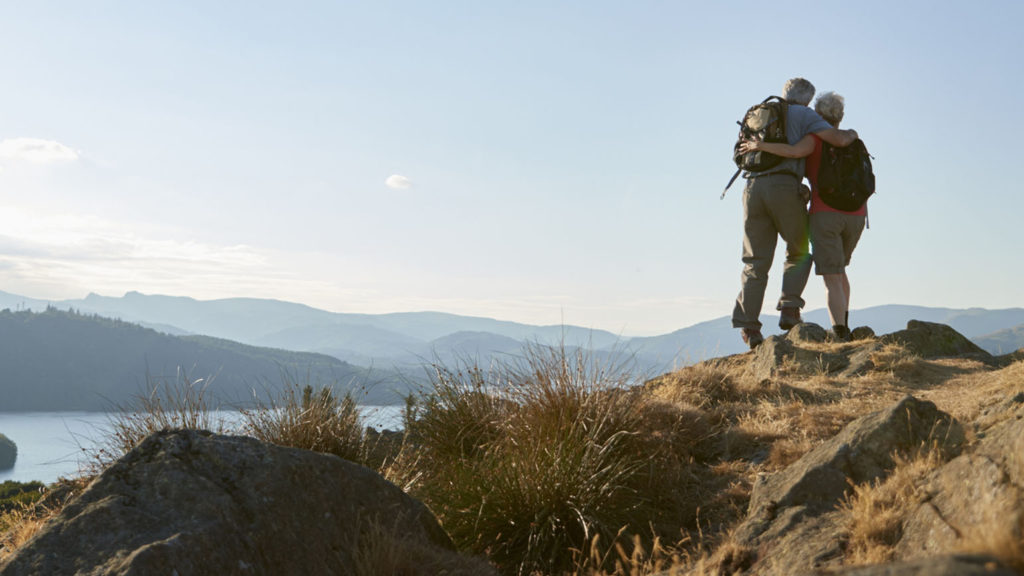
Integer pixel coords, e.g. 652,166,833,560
0,1,1021,337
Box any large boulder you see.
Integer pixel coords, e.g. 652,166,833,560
750,336,849,380
0,433,15,470
787,322,828,344
731,396,963,575
881,320,990,359
895,393,1024,560
0,429,494,576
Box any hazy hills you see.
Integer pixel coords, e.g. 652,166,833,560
1,291,1022,402
0,308,405,411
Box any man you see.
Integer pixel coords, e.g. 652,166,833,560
731,78,858,349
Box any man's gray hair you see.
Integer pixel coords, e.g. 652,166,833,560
782,78,815,106
814,91,845,126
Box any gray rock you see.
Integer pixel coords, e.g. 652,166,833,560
736,396,963,548
751,335,849,380
840,341,882,378
0,429,494,576
788,323,828,344
881,320,990,359
895,394,1024,561
793,347,850,374
812,554,1016,575
746,510,848,575
851,326,876,341
751,336,795,380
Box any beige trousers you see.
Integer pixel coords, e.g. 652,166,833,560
731,174,812,330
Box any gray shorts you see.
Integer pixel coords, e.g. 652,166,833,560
810,211,866,275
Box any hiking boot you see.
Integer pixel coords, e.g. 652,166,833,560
828,325,852,343
779,307,802,331
741,328,764,350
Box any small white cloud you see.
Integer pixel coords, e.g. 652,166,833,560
0,138,81,164
385,174,412,190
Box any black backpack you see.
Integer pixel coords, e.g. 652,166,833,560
816,138,875,211
722,96,790,198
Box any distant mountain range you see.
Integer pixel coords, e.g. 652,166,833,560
0,308,403,411
1,291,1022,411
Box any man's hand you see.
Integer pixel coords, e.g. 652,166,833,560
816,127,858,147
738,140,763,154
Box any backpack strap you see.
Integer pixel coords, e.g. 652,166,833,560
721,169,742,199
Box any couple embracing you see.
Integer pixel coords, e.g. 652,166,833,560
730,77,870,348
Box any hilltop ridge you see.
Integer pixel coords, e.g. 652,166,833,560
3,319,1024,574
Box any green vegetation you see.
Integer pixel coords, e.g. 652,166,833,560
0,482,43,513
0,434,15,470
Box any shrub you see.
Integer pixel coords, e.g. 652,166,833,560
0,482,43,513
406,343,690,575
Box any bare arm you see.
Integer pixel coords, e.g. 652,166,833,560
739,134,815,158
815,127,858,147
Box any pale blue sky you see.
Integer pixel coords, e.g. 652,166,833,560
1,1,1021,335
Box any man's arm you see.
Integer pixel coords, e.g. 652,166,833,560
739,134,815,158
815,127,859,147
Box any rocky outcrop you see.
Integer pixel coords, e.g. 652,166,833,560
730,396,963,575
751,321,992,382
0,433,15,470
881,320,991,360
894,392,1024,561
0,429,494,576
750,333,850,380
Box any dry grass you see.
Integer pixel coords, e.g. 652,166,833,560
569,530,693,576
0,477,89,563
241,379,366,463
0,506,47,563
348,515,497,576
404,344,700,575
840,446,947,565
88,372,230,473
957,516,1024,574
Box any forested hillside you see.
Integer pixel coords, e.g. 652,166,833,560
0,308,404,411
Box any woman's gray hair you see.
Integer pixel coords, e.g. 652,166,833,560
782,77,815,105
814,91,845,126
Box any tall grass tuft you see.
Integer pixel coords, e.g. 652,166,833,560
90,371,227,472
240,377,368,466
405,343,688,575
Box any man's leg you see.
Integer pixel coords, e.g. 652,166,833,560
771,177,811,314
732,179,778,330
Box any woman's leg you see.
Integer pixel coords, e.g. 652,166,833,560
823,273,847,327
842,272,851,325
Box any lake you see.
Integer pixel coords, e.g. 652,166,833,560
0,405,404,485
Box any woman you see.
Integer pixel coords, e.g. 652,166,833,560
738,92,867,341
